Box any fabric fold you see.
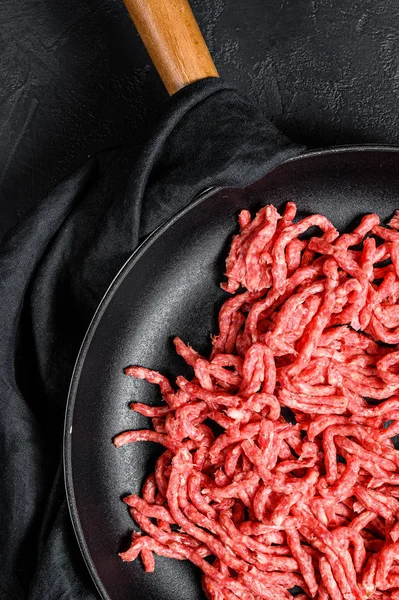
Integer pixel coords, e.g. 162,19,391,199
0,78,302,599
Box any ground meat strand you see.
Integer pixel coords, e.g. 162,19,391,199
115,204,399,599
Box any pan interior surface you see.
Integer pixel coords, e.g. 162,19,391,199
65,147,399,600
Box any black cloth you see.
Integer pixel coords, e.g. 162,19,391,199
0,78,302,599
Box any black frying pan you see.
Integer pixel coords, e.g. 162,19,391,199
65,146,399,600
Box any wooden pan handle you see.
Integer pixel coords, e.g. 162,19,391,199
123,0,219,95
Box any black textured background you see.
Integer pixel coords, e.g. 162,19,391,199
1,0,399,240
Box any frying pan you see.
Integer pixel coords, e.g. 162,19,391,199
64,2,399,599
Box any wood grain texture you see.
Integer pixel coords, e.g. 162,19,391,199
122,0,218,94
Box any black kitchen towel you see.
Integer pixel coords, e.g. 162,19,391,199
0,77,303,599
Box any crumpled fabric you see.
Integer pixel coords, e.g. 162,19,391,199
0,78,303,599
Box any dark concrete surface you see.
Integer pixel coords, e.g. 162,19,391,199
1,0,399,241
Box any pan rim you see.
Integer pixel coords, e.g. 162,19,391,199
63,143,399,600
